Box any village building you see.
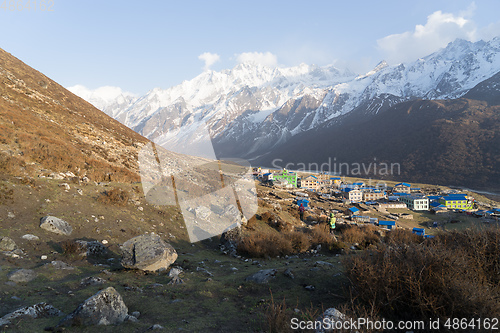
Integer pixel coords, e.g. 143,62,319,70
363,190,385,201
273,170,298,187
398,195,429,211
438,194,474,210
392,182,411,194
343,188,363,203
262,173,273,181
299,175,320,191
378,202,407,209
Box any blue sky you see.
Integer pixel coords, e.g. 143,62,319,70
2,0,500,95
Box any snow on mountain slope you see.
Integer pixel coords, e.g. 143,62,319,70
71,37,500,160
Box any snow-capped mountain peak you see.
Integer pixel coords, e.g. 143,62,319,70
70,37,500,161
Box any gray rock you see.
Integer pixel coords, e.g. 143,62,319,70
0,237,17,251
245,269,277,284
21,234,39,241
0,302,61,326
284,268,294,279
75,240,107,257
315,308,347,333
219,226,241,255
7,212,15,219
168,275,185,285
196,267,213,276
8,269,37,283
58,287,128,326
120,233,177,272
125,314,138,322
314,261,335,268
131,311,140,318
39,216,73,236
49,260,74,270
168,267,183,277
151,324,164,330
80,276,106,287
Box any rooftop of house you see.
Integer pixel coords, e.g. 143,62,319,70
394,182,411,187
379,220,396,226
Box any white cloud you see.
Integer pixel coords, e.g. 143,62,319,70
377,9,478,64
198,52,220,71
236,51,278,67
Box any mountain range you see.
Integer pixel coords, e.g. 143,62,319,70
70,38,500,191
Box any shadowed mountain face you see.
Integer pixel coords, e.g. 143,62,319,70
0,48,149,182
256,96,500,192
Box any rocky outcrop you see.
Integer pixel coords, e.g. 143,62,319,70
220,226,241,256
39,216,73,236
58,287,128,326
120,233,177,272
0,303,61,326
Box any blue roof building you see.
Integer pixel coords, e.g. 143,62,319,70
378,220,396,229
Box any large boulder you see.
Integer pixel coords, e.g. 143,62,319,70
0,237,17,251
39,216,73,236
58,287,128,326
120,233,177,272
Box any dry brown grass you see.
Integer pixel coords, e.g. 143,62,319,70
237,228,294,258
339,225,381,249
343,228,500,323
265,291,292,333
97,187,130,206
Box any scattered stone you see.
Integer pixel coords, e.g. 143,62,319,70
80,276,106,287
284,268,294,279
304,285,315,291
121,233,178,272
7,212,15,219
8,269,37,283
0,302,61,327
77,188,83,195
315,308,347,333
82,176,90,183
102,240,108,245
49,260,74,270
150,324,164,330
41,255,48,260
147,283,164,289
59,183,71,190
131,311,140,318
245,269,277,284
138,206,143,211
125,314,138,322
75,240,107,257
22,234,39,241
196,267,213,276
167,275,184,285
314,261,335,268
39,216,73,236
58,287,128,326
168,267,183,277
230,267,238,271
0,237,17,251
